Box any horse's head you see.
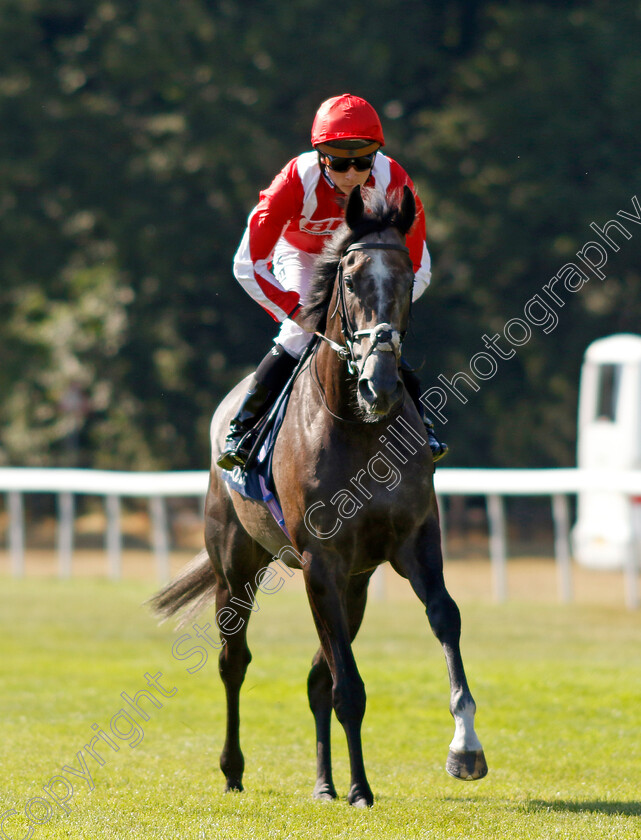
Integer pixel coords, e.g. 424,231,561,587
324,185,416,419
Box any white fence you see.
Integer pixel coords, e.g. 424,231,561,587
0,469,208,583
1,467,640,608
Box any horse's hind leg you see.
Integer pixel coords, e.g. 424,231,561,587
206,503,269,793
307,648,335,800
215,578,254,792
307,571,372,802
305,566,374,806
395,519,488,781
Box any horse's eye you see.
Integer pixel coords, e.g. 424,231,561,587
344,275,354,292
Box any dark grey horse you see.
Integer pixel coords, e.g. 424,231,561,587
152,185,487,806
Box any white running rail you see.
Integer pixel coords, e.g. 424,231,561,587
1,468,640,607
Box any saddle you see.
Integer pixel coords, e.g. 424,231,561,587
220,396,292,538
220,339,316,538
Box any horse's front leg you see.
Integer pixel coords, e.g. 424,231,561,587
303,554,373,807
395,519,488,781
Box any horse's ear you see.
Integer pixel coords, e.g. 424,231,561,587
397,185,416,236
345,185,365,231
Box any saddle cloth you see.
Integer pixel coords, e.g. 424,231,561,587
220,395,291,539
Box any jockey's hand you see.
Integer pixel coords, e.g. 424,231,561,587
291,309,313,332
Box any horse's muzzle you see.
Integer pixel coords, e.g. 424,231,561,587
358,369,404,416
354,324,404,417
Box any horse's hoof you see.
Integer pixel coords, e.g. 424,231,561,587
350,796,372,808
313,781,337,801
347,784,374,808
224,779,244,793
446,749,488,781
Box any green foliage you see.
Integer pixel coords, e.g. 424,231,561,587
3,263,131,465
408,3,641,466
0,0,639,467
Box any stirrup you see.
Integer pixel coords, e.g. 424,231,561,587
430,438,449,463
424,419,448,463
216,431,254,471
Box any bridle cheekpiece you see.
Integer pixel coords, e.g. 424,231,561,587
315,241,412,376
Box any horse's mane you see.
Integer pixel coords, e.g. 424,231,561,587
301,189,406,331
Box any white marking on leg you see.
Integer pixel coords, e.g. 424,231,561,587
449,699,483,752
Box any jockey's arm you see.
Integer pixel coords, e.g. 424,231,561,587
406,190,432,302
232,161,302,322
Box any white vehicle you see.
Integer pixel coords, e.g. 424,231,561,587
573,334,641,568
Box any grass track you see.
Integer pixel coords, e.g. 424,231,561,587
1,575,640,839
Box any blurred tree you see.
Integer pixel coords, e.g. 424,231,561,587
0,0,638,469
0,0,481,467
408,2,641,466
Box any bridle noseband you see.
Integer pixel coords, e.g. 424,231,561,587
315,241,412,376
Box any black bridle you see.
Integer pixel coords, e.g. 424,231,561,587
316,241,413,376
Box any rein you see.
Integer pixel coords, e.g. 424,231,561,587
315,241,412,376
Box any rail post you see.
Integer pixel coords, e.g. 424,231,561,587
552,493,573,603
487,493,508,603
149,496,170,582
105,494,122,580
8,491,25,577
57,492,75,578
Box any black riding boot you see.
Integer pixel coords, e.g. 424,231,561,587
400,364,449,463
216,345,298,471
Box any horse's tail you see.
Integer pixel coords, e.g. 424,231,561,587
148,549,217,627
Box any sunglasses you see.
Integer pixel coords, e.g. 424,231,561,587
321,151,376,173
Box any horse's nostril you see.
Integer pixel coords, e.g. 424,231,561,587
358,378,376,404
358,377,404,416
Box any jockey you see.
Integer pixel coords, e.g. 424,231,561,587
217,93,448,470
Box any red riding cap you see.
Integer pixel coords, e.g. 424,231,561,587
311,94,385,148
